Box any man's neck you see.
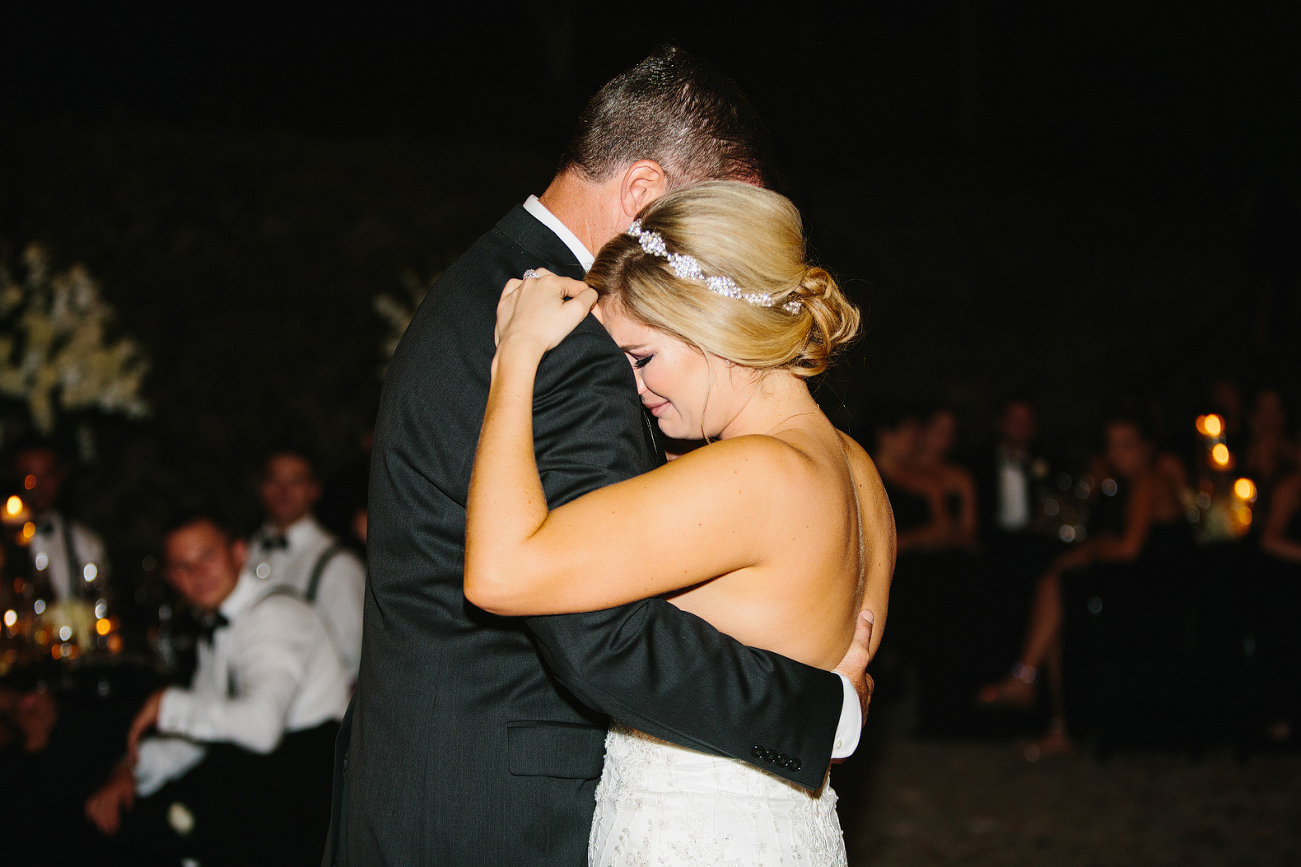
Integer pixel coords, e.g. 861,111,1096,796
538,171,622,256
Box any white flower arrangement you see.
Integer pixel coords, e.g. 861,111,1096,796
0,244,150,434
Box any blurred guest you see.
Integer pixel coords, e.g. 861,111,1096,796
968,396,1052,542
84,511,348,866
1244,388,1295,514
872,405,952,554
247,450,365,683
916,406,978,550
978,415,1191,755
1256,436,1301,744
14,441,110,602
1261,439,1301,564
961,397,1060,702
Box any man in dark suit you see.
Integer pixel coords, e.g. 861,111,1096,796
966,395,1060,682
327,47,880,866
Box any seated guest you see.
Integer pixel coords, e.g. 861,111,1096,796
1244,388,1295,518
84,510,349,866
872,405,953,554
870,404,959,708
13,440,110,602
247,450,366,683
916,406,979,551
1257,436,1301,745
978,414,1191,755
967,395,1055,545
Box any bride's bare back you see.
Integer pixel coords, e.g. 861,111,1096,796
664,425,893,670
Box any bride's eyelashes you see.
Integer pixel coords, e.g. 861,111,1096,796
627,353,653,369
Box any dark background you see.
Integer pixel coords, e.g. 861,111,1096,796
0,2,1297,569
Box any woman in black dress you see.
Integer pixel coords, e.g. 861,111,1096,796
978,415,1191,755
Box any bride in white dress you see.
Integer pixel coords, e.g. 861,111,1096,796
464,180,895,866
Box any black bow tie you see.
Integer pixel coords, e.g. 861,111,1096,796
260,534,289,552
198,612,230,643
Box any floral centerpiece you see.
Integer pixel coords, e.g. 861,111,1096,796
0,244,150,435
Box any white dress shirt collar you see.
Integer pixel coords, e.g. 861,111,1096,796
260,515,320,551
523,195,594,272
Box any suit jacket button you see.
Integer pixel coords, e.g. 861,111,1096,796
777,754,791,767
764,749,777,763
791,758,801,771
752,745,766,759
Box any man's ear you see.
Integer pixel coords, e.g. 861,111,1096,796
619,160,668,219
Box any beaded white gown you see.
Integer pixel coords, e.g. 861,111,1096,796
588,722,848,866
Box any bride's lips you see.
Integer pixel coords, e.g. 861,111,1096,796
643,399,669,417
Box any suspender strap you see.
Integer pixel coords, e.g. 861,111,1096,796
306,544,343,603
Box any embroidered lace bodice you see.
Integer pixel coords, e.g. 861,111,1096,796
588,722,847,866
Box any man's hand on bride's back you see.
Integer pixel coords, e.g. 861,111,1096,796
833,610,876,725
495,268,598,356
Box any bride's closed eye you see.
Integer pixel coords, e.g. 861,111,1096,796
627,353,653,369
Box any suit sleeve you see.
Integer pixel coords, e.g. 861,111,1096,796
521,323,843,790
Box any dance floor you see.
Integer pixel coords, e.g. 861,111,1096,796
834,728,1300,866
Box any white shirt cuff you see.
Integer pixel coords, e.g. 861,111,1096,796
831,673,862,759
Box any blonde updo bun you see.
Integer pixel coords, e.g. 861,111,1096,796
587,181,860,377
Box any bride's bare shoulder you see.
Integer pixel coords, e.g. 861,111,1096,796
678,433,812,471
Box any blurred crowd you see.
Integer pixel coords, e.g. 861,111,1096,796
868,384,1301,761
2,381,1299,862
0,443,368,865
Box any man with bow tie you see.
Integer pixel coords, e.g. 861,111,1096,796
248,449,365,683
14,441,109,601
84,510,349,866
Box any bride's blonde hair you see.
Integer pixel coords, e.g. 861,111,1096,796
586,181,860,376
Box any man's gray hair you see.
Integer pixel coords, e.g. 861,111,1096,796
557,45,779,191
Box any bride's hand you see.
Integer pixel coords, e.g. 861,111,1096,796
495,268,598,355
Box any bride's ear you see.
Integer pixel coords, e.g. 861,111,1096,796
619,160,667,218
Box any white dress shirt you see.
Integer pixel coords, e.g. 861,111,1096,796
518,198,862,760
248,516,366,682
996,447,1032,532
134,571,350,796
29,512,108,601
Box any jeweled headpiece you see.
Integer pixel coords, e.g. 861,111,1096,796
626,220,801,314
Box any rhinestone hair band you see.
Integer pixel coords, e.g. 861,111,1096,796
626,220,801,314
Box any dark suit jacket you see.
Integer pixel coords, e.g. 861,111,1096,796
326,206,843,865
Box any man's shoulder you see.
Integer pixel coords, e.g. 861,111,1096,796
236,582,319,630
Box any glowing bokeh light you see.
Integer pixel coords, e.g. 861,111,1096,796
1234,478,1257,501
5,496,22,516
1196,414,1226,437
1211,444,1231,467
